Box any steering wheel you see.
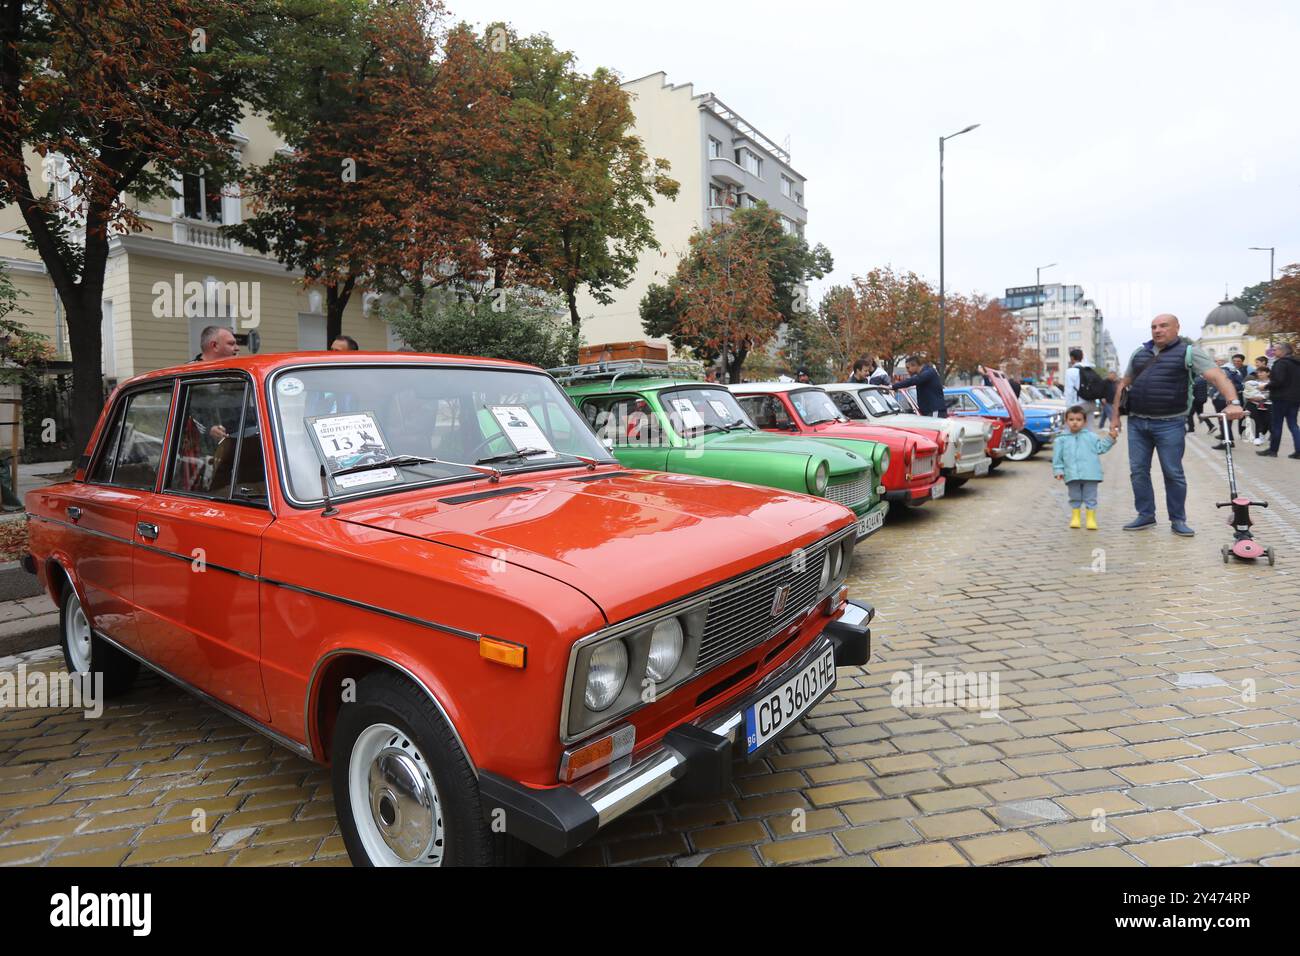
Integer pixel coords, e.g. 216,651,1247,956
465,432,514,462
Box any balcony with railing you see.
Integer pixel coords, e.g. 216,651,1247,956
172,220,241,253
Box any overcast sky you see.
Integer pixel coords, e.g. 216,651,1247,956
467,0,1298,360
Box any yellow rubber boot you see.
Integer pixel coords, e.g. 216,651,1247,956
1086,509,1098,531
1069,508,1081,529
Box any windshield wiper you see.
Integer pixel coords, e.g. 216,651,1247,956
332,454,503,482
475,448,602,471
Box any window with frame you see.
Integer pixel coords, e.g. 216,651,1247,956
90,387,174,489
580,395,659,446
166,379,266,502
830,392,866,420
780,174,793,198
735,395,792,430
182,170,224,223
708,137,723,159
736,149,762,177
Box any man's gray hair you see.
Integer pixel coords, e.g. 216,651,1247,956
200,325,228,352
1277,341,1295,357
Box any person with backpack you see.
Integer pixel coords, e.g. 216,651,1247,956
1064,348,1106,427
1112,314,1245,536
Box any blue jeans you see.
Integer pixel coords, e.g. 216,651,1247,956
1269,399,1300,454
1067,480,1099,509
1128,416,1188,523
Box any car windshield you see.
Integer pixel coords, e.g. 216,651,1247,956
659,387,754,438
790,389,846,425
271,364,614,503
860,389,902,416
973,387,1007,410
894,387,921,414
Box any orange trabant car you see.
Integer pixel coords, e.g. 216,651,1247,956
23,353,874,866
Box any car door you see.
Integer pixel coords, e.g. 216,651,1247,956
132,376,273,720
68,383,176,651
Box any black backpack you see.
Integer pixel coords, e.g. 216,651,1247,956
1076,366,1106,401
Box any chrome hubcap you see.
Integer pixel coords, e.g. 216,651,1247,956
349,723,443,866
66,597,92,673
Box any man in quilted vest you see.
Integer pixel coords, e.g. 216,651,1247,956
1112,315,1244,536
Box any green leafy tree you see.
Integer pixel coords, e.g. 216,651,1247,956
385,290,580,369
0,0,282,450
1232,280,1272,318
641,204,832,382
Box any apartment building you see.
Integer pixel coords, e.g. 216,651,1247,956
0,112,393,386
1001,283,1110,379
577,72,809,348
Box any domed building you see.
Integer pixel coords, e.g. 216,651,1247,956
1196,298,1269,365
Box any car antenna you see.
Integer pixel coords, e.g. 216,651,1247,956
319,465,339,517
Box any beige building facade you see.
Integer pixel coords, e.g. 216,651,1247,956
1,112,395,386
577,73,809,350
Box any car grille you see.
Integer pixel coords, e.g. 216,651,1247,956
960,435,986,460
912,454,935,478
695,532,849,673
825,474,873,509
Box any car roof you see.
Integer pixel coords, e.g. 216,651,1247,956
726,382,819,394
565,378,718,394
111,351,544,391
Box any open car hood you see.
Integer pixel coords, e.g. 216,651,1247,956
983,368,1026,430
340,469,853,623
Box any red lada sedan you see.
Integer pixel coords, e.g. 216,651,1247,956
22,353,876,866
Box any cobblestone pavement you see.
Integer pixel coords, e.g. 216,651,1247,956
1,431,1298,866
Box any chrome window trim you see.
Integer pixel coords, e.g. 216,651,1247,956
85,380,178,491
559,524,857,744
161,371,271,509
265,361,615,511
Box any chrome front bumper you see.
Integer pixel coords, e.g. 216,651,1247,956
479,601,874,858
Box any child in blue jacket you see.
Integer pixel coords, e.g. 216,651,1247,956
1053,405,1117,530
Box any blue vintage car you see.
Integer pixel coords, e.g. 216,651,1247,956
943,385,1063,461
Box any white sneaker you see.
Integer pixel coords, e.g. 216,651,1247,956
1254,436,1265,445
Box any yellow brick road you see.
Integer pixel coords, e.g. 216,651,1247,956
2,430,1298,866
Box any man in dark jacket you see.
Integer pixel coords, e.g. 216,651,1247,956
1112,314,1244,536
1259,342,1300,458
893,355,947,417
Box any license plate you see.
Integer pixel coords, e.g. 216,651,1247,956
974,460,990,476
857,509,884,538
931,479,945,499
744,645,837,754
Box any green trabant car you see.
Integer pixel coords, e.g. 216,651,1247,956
553,361,890,539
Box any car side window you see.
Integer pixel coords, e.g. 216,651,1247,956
94,387,173,490
738,395,791,429
166,379,267,503
581,395,655,446
962,394,981,411
88,403,127,484
831,392,865,420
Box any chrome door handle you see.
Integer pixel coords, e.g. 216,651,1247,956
136,522,159,540
67,506,82,522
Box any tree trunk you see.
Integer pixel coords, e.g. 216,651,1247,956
325,276,357,345
564,280,581,364
64,299,105,458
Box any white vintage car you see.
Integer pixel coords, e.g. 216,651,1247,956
823,383,993,487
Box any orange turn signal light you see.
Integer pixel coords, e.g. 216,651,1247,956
480,637,526,669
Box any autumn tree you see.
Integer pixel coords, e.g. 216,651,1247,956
0,0,281,449
799,268,937,381
1255,263,1300,341
642,203,831,382
936,293,1024,381
483,28,677,351
1232,280,1272,318
227,2,514,343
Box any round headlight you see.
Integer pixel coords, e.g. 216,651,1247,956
646,618,684,683
819,550,831,591
830,545,844,580
584,641,628,711
879,448,891,476
812,461,829,494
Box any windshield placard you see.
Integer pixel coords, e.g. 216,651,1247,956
488,406,557,459
307,412,400,489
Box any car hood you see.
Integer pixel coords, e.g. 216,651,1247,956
806,421,936,453
339,469,854,624
867,413,983,440
696,429,869,475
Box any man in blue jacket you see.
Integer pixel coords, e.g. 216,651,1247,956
1112,314,1244,536
892,355,947,418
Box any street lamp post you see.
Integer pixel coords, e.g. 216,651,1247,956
1248,246,1275,282
1036,262,1057,378
939,123,979,381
